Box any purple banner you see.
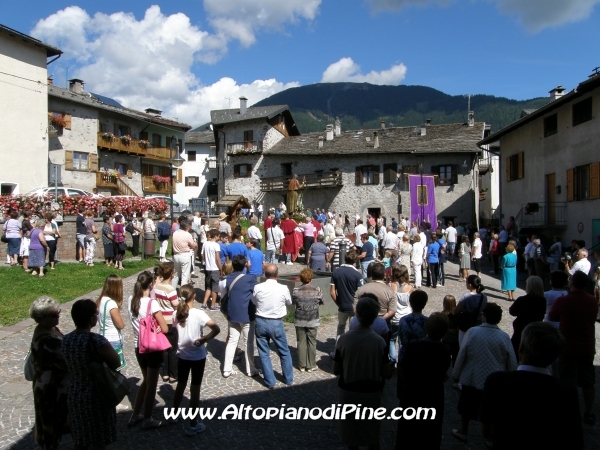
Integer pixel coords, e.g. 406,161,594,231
409,174,437,227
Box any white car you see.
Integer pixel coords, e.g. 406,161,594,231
26,187,101,197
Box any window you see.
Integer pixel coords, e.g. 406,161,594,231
573,97,592,126
73,152,88,170
234,164,252,178
114,124,131,137
506,152,524,182
185,176,199,186
355,165,380,185
187,151,196,161
544,114,558,137
64,151,98,171
383,163,398,184
432,165,458,185
244,130,254,149
152,133,162,147
48,111,71,136
567,163,600,201
401,165,419,175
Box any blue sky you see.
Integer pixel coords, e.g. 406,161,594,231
1,0,598,126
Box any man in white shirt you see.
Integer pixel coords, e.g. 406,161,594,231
566,248,591,277
353,220,367,251
382,225,399,259
257,203,264,222
472,232,483,277
201,229,222,310
445,221,457,262
252,264,293,389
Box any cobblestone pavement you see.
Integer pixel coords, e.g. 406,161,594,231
2,258,600,449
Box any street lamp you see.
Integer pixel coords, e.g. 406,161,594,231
170,136,185,229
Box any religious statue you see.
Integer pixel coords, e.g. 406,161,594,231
286,174,305,213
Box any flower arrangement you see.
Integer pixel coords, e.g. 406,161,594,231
139,139,149,147
120,135,132,144
0,195,168,218
102,132,115,140
152,175,170,184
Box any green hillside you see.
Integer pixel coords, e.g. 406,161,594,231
253,82,551,133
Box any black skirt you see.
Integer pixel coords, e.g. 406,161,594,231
457,385,484,420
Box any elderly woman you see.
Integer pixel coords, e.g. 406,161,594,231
113,214,126,270
307,234,329,272
29,219,49,277
29,296,69,449
20,210,34,271
489,233,500,275
451,302,517,442
3,209,22,265
334,297,392,449
101,214,114,267
501,242,518,301
509,275,546,358
292,268,323,372
62,299,120,448
396,234,412,269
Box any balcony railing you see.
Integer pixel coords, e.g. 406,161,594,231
142,175,176,194
97,132,172,161
96,172,139,197
226,140,263,155
260,171,343,192
518,202,567,229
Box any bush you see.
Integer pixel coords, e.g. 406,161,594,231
0,195,168,217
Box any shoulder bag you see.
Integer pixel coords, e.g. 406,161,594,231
101,300,126,371
24,349,34,381
221,273,244,317
138,298,171,354
457,294,484,332
87,334,130,407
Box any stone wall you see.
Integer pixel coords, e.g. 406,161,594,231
225,153,477,224
0,217,135,261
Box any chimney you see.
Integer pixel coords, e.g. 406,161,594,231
380,120,385,130
420,127,426,136
426,118,431,126
335,118,341,136
318,136,324,148
373,131,379,148
68,78,84,94
326,124,334,141
468,111,475,127
549,85,566,101
239,96,248,115
145,108,162,117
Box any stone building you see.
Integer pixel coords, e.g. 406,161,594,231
216,100,485,225
48,80,191,201
181,129,217,209
0,24,61,195
478,71,600,247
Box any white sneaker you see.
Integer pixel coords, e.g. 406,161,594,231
185,422,206,436
286,262,293,265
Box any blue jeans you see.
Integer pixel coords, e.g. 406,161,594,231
361,260,372,278
266,249,276,264
389,323,399,364
254,317,294,387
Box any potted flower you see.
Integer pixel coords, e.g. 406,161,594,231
139,139,149,148
102,132,115,141
120,135,131,145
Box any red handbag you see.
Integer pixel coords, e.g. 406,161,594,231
138,299,171,354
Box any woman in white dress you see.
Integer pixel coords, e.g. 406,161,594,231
410,235,424,288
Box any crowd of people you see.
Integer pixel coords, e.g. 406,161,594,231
22,206,600,449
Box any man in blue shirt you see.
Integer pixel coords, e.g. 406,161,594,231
225,231,248,262
218,232,229,266
426,233,440,288
246,238,265,278
437,233,447,286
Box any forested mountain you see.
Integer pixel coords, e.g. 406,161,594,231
253,83,551,133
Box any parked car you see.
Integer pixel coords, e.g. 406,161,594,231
25,187,102,197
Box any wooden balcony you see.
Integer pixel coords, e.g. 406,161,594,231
226,140,263,156
96,172,139,197
97,132,172,162
260,171,343,192
142,175,176,194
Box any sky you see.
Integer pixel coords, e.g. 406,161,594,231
1,0,599,127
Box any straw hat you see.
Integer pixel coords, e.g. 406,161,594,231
218,212,227,220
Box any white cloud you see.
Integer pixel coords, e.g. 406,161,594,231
321,57,407,85
31,5,299,126
366,0,600,31
204,0,321,46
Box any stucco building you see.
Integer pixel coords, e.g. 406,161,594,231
0,24,61,195
182,129,217,209
478,72,600,248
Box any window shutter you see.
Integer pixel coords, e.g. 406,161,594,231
355,167,362,185
566,168,574,202
246,164,253,177
431,165,439,175
234,164,240,178
452,165,459,184
114,123,119,135
63,114,72,130
65,150,74,170
517,152,524,179
88,153,99,172
383,163,397,184
373,165,380,185
506,157,511,182
140,132,148,141
177,169,183,183
590,162,600,199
